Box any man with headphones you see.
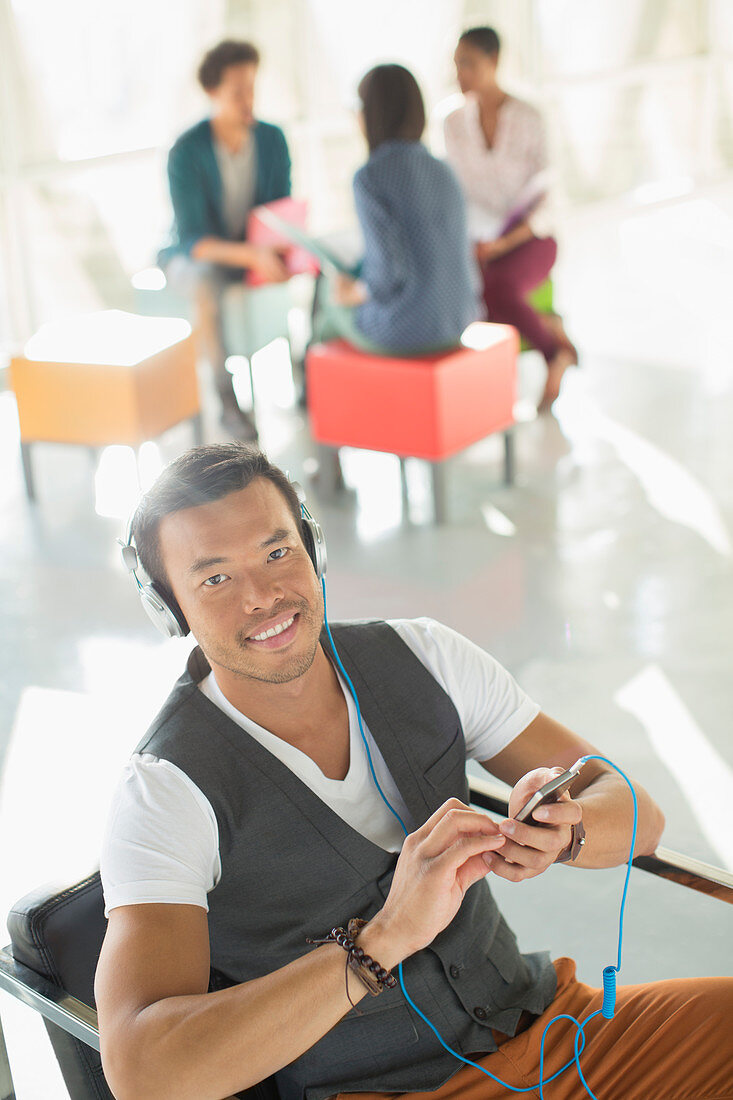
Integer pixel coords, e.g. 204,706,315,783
96,443,732,1100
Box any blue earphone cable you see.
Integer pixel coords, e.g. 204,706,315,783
321,579,409,835
321,578,639,1099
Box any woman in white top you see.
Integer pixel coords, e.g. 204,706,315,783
444,26,577,411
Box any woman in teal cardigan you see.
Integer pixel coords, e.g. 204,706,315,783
159,40,292,438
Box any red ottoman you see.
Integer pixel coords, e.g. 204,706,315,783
306,325,518,521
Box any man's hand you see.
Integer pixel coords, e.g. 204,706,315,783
247,245,290,283
373,799,506,959
482,767,582,882
190,237,290,279
482,713,664,869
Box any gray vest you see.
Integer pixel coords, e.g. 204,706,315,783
137,622,556,1100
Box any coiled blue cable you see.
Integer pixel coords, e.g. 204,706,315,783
602,966,617,1020
322,580,640,1099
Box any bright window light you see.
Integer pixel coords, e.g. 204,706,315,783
94,445,141,519
632,176,694,206
481,504,517,537
460,322,510,351
131,267,167,291
24,310,191,366
615,664,733,869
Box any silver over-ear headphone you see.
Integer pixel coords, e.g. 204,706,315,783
119,519,191,640
120,483,327,640
292,481,328,584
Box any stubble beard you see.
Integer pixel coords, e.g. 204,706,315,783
223,595,324,685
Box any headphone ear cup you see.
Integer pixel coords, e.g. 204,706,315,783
140,583,190,639
300,520,315,574
301,515,327,580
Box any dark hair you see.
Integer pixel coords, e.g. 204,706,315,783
131,444,302,604
458,26,501,57
198,39,260,91
357,64,426,153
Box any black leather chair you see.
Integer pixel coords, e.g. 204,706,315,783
1,776,730,1099
2,873,278,1100
7,874,109,1099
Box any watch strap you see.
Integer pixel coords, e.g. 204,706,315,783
555,818,586,863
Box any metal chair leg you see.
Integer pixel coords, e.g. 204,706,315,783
431,462,447,524
503,429,515,486
0,1012,17,1100
315,445,343,496
247,359,256,411
19,443,35,502
399,458,409,513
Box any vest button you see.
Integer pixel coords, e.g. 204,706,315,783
449,965,461,979
474,1006,488,1021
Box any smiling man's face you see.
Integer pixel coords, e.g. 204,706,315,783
158,478,324,685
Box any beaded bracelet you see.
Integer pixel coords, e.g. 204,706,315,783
346,918,397,993
306,919,396,1011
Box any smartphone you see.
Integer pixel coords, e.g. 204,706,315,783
513,759,587,823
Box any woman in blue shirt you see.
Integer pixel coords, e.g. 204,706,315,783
317,64,477,355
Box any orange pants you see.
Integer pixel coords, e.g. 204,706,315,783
336,958,733,1100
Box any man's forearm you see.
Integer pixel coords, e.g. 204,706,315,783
190,237,255,267
103,917,403,1100
573,770,665,868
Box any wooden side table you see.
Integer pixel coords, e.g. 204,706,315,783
9,310,201,500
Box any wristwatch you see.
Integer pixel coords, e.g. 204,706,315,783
555,819,586,863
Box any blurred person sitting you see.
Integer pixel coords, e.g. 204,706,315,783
158,40,292,439
444,27,577,412
316,64,477,357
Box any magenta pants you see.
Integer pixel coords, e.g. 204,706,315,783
480,235,558,363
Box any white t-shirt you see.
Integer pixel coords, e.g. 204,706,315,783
100,619,540,915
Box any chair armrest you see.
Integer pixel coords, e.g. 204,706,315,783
468,772,513,816
0,946,99,1050
633,847,733,903
467,775,733,904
